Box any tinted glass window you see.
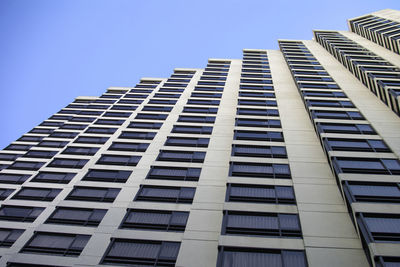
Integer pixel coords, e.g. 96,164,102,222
120,209,189,232
21,232,90,257
101,239,180,266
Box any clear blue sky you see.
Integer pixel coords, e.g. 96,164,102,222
0,0,399,149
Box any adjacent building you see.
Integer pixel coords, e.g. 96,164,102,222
0,8,399,267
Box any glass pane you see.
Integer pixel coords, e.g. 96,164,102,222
126,211,171,225
227,214,279,229
222,250,282,267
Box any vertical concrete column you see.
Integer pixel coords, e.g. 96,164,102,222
268,49,368,267
176,59,242,267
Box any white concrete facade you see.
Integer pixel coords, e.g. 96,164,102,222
0,9,399,267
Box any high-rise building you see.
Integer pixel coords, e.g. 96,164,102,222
0,8,399,267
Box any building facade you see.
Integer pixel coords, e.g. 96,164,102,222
0,9,399,267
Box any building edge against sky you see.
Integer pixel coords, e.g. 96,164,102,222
0,8,398,267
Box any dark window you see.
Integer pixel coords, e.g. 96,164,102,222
120,209,189,232
194,86,224,92
324,138,390,152
235,118,281,128
0,188,15,200
226,183,295,204
60,124,88,130
147,166,201,181
74,136,109,144
108,142,149,152
237,108,279,116
343,181,400,204
101,239,180,266
111,105,137,111
96,155,141,166
148,99,177,105
49,115,72,121
46,207,107,227
129,89,153,93
358,213,400,243
38,140,69,148
242,69,270,73
232,145,287,158
23,150,57,159
21,232,90,257
317,123,376,134
94,119,125,125
142,106,173,112
128,121,163,129
0,228,24,247
4,144,33,151
31,172,76,184
29,128,54,134
66,186,120,202
153,93,181,98
191,92,222,98
178,115,215,123
17,136,44,143
302,90,346,98
60,110,102,116
157,88,184,93
0,205,44,222
118,99,143,104
241,74,271,78
7,161,45,171
47,158,88,169
135,112,168,121
157,150,206,163
198,76,226,81
135,185,196,204
119,131,156,140
312,110,364,120
238,99,277,106
239,92,275,98
107,89,126,94
12,187,61,201
217,247,307,267
183,107,218,114
61,146,99,156
0,153,23,161
103,112,132,118
296,76,333,82
187,99,220,106
165,137,209,147
222,211,301,237
122,91,149,96
230,162,291,178
240,84,273,90
333,157,400,175
198,81,225,86
40,121,64,127
101,94,121,99
163,82,187,87
205,67,229,72
375,256,400,267
172,125,213,134
307,99,355,108
234,130,284,141
82,169,132,183
85,127,117,134
87,104,111,109
70,116,96,123
94,99,116,103
61,109,90,115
